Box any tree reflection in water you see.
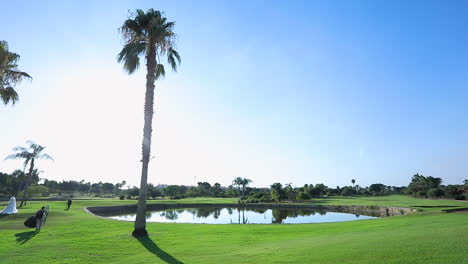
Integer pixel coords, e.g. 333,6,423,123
119,206,378,224
271,209,326,223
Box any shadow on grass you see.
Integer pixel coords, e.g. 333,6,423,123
15,230,37,245
136,236,184,264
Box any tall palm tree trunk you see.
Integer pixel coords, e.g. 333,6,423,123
20,159,34,207
133,44,157,237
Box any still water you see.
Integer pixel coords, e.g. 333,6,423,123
108,207,378,224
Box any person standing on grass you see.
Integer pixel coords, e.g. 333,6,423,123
66,199,72,210
35,206,46,231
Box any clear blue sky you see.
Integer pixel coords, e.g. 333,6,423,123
1,0,467,188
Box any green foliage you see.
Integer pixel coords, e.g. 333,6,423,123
225,185,239,197
296,191,309,201
232,177,252,197
147,185,162,199
369,184,385,195
417,190,427,198
128,187,140,197
427,188,445,197
117,9,180,76
5,141,53,206
407,173,442,196
341,186,356,196
20,184,49,198
162,185,187,199
0,170,25,197
309,183,328,197
0,40,31,105
270,183,286,202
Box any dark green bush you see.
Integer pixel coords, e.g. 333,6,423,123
245,198,259,203
428,188,444,197
417,191,427,198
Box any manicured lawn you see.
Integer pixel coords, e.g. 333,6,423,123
0,195,466,264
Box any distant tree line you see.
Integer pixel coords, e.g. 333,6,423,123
1,172,466,201
242,182,409,203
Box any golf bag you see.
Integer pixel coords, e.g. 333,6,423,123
24,216,36,228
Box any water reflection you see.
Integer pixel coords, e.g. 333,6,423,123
108,207,378,224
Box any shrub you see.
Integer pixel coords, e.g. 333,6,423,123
417,191,427,198
245,198,259,203
341,187,355,196
119,195,125,200
428,188,444,197
126,195,132,200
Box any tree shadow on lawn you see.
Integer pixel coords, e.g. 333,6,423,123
15,230,38,245
136,236,184,264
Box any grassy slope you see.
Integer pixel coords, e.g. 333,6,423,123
0,195,466,264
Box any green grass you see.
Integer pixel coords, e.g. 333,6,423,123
0,195,466,264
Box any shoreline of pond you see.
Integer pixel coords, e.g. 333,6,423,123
85,203,416,220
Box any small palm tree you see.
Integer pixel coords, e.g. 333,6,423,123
232,177,252,197
241,178,253,197
5,141,53,206
0,41,31,105
232,177,243,196
118,9,181,237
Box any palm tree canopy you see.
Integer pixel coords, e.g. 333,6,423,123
6,141,53,169
117,9,181,76
241,178,253,186
0,40,31,105
232,177,243,187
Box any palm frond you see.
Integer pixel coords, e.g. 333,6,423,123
121,19,144,40
155,64,166,80
26,140,36,147
7,70,32,79
38,153,54,161
118,9,181,77
117,42,147,74
0,87,19,105
167,48,181,71
5,152,30,160
12,146,29,153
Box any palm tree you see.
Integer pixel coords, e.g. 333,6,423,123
232,177,252,197
0,40,31,105
241,178,253,197
232,177,243,197
117,9,181,237
5,141,53,207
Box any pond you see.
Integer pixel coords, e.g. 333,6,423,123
106,207,378,224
